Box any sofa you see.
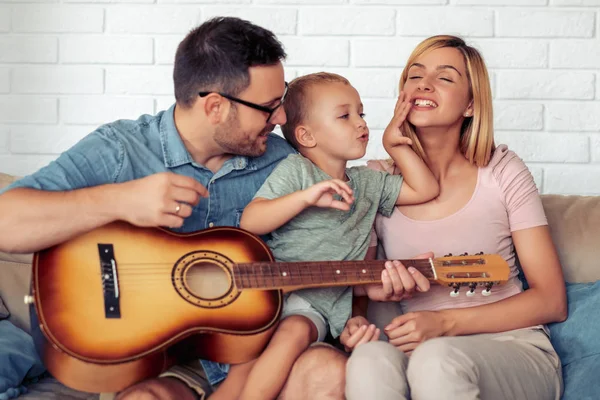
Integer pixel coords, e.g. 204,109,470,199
0,171,599,399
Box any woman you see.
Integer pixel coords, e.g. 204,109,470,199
342,35,566,400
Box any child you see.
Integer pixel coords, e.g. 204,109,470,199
210,72,439,400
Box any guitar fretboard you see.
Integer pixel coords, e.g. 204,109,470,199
233,259,435,290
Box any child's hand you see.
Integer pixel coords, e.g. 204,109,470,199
302,179,354,211
383,91,413,149
340,316,380,352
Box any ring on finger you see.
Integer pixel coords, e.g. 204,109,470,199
175,203,181,215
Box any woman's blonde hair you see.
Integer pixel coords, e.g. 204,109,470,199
400,35,495,167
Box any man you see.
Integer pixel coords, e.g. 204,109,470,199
0,17,347,400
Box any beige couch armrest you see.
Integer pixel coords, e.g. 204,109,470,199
0,251,33,264
0,258,33,333
0,173,33,332
542,195,600,284
0,172,18,189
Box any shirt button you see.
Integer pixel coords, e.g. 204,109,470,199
208,222,214,228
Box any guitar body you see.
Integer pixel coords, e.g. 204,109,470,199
30,221,281,393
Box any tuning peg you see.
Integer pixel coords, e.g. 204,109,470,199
460,252,468,256
444,253,453,257
482,282,493,296
450,283,460,297
475,251,484,255
466,283,477,297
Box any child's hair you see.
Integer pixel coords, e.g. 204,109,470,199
281,72,350,150
400,35,495,167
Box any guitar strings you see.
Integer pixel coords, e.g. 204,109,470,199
100,263,437,277
97,260,443,287
98,264,438,289
103,269,435,280
105,259,437,269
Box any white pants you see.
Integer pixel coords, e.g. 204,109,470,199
346,327,563,400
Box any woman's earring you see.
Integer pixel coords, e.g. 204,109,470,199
464,111,471,117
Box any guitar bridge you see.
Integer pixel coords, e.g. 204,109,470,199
98,244,121,319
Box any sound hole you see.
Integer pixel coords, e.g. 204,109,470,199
184,262,232,300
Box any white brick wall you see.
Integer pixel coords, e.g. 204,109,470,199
551,40,600,68
105,66,173,95
13,6,105,33
61,97,154,124
282,37,349,66
494,103,544,131
12,67,104,94
0,1,599,195
0,97,58,124
107,7,200,34
301,8,395,36
592,135,600,162
0,68,8,93
0,127,8,155
398,9,494,37
496,71,595,100
0,37,57,63
497,9,595,37
0,7,9,32
204,7,297,34
60,36,154,64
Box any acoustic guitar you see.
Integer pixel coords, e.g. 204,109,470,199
27,221,509,393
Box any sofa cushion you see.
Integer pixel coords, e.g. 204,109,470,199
21,377,99,400
0,297,8,320
0,172,21,322
0,320,46,399
549,281,600,365
0,173,18,192
549,281,600,399
542,195,600,283
0,261,33,333
560,353,600,400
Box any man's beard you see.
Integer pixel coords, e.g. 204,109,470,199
214,112,274,157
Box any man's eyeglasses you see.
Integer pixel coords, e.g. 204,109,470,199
198,82,289,124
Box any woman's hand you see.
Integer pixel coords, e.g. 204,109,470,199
382,91,413,149
339,316,380,352
362,253,433,302
384,311,453,355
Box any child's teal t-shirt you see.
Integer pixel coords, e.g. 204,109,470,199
253,154,403,337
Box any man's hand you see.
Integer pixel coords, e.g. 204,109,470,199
302,179,354,211
118,172,208,228
383,91,413,150
340,316,380,352
384,311,451,356
362,253,433,302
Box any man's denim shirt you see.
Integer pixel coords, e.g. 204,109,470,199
3,104,295,385
4,104,294,232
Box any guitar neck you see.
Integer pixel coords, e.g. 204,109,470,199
233,259,435,290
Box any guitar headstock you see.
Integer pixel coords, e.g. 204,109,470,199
432,253,510,297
